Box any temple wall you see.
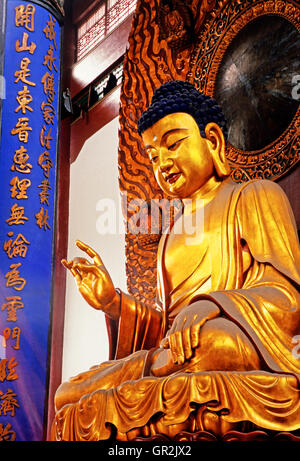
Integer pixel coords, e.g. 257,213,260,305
61,116,127,382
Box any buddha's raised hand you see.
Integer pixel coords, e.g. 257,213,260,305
62,240,120,320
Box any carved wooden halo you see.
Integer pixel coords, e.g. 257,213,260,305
188,0,300,182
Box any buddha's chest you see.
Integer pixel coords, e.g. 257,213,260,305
164,213,210,290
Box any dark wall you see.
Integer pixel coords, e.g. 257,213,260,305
278,164,300,231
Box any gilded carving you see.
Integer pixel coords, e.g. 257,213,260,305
188,0,300,182
157,0,195,51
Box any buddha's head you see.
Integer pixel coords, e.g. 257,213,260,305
138,80,230,198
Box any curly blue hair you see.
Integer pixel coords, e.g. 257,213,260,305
137,80,228,141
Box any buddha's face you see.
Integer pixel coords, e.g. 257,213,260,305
142,112,215,198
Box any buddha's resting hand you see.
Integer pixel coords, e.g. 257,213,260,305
61,240,120,320
160,300,220,365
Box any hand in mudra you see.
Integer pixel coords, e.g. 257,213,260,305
62,240,120,319
160,301,220,365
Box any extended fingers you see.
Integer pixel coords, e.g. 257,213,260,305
62,257,90,271
72,261,102,277
62,257,104,286
182,327,193,359
162,328,199,365
160,312,203,365
61,259,82,283
190,321,201,349
169,329,194,364
168,332,185,365
76,240,103,266
169,334,179,364
61,258,72,269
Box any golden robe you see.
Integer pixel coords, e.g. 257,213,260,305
52,178,300,441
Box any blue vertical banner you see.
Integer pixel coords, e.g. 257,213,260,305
0,1,61,441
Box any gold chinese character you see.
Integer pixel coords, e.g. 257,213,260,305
11,117,32,143
38,179,51,206
6,204,28,226
41,101,55,125
1,296,24,322
43,14,57,49
2,327,21,350
10,176,31,199
12,327,21,350
0,358,18,382
41,72,55,103
11,145,32,174
5,263,26,291
15,4,35,32
4,232,30,259
15,32,36,54
14,57,36,86
0,389,20,416
40,124,52,149
15,85,33,114
38,151,53,178
43,44,57,72
35,207,50,230
0,423,16,441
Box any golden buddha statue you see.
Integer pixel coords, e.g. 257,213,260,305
52,81,300,441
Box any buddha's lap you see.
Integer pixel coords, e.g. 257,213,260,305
186,317,262,371
151,317,262,376
56,317,262,411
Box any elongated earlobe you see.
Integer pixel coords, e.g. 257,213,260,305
205,123,230,178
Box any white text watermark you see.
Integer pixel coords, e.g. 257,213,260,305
96,196,205,245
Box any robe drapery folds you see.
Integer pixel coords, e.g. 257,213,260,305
53,179,300,440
